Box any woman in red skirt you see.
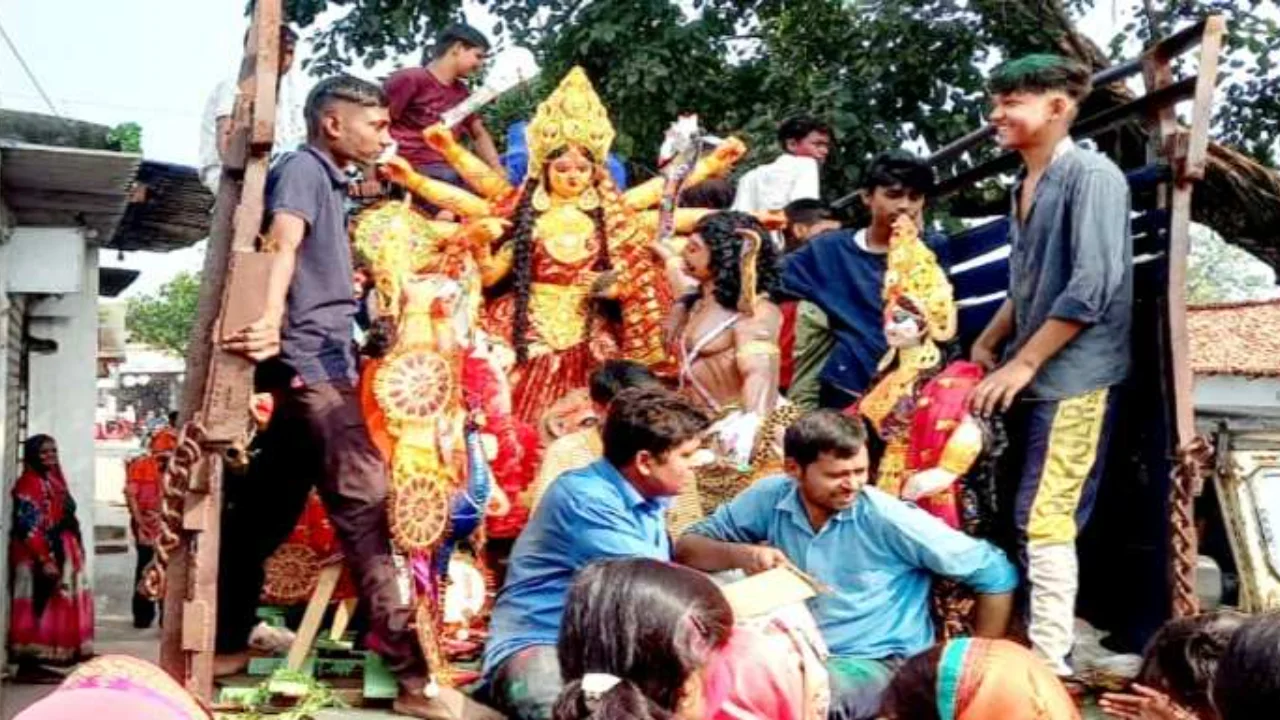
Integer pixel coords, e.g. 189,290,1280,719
8,434,93,673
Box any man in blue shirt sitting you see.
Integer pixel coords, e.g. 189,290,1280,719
676,410,1017,720
481,387,710,720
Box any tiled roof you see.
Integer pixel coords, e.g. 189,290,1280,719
1188,298,1280,377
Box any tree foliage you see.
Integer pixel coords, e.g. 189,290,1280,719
1187,224,1276,304
282,0,1279,192
126,272,201,356
107,122,143,153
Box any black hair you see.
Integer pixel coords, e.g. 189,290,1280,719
783,198,833,227
304,75,388,138
589,361,660,407
432,22,491,60
1136,610,1245,718
879,644,946,720
1211,612,1280,720
988,54,1092,102
677,178,734,210
553,558,734,720
508,147,608,364
692,211,781,312
859,151,936,195
22,434,56,474
784,410,866,468
168,410,179,426
777,114,832,149
602,388,709,470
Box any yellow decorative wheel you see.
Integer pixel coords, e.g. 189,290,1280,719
261,543,321,605
375,350,454,424
389,473,451,553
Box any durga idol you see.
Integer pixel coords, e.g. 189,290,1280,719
381,67,753,425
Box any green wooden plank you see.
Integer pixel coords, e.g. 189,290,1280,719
247,657,285,676
363,653,399,700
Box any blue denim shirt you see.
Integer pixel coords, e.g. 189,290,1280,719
687,475,1017,659
1007,141,1132,399
481,458,671,678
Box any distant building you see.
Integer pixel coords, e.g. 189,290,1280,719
1189,298,1280,418
0,109,212,665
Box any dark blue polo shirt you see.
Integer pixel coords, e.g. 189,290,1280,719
263,145,358,385
782,228,949,399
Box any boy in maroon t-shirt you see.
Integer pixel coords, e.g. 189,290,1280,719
384,23,503,185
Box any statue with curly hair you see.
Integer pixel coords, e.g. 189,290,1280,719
666,211,800,529
379,67,766,428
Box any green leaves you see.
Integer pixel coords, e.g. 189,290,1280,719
282,0,1278,192
107,122,143,153
125,271,201,357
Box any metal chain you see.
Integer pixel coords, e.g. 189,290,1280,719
140,420,208,600
1171,435,1212,618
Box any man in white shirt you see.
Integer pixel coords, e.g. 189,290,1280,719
199,25,303,193
733,114,833,212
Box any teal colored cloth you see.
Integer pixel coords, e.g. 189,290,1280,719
826,656,899,720
687,476,1017,659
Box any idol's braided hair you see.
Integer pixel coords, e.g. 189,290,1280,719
510,177,537,364
693,211,781,312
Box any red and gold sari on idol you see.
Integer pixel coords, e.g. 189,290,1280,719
483,226,615,427
8,467,93,665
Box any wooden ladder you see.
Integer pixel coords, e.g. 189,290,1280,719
159,0,282,700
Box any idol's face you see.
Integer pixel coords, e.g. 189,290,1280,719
545,146,594,200
883,299,927,349
681,234,713,282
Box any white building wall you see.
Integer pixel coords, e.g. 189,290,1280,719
0,231,11,677
1194,375,1280,418
24,237,99,585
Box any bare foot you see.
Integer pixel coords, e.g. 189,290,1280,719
212,651,250,678
393,686,505,720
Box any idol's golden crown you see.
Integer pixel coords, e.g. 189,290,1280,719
526,67,615,176
883,215,957,342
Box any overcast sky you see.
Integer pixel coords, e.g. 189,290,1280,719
0,1,1235,298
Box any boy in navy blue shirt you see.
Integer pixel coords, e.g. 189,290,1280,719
969,55,1132,676
782,151,946,410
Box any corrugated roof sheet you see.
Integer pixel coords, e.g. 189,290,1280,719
1188,298,1280,377
111,161,213,252
0,140,141,242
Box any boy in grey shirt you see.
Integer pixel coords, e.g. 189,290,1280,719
968,54,1132,676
